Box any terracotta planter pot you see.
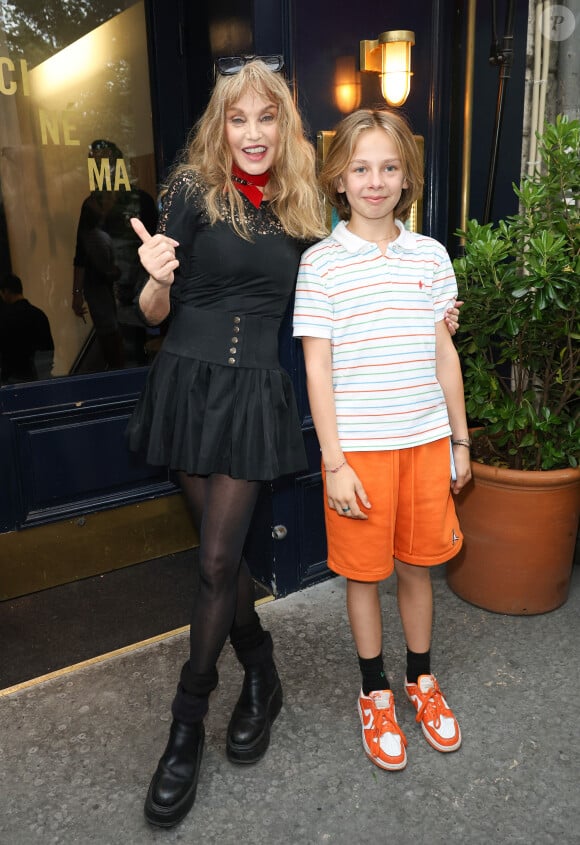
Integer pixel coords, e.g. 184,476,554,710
447,462,580,615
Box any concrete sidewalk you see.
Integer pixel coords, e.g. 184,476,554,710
2,565,579,844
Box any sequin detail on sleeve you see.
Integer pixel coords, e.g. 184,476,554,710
158,171,208,234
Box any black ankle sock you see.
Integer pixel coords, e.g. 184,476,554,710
406,648,431,684
358,653,390,695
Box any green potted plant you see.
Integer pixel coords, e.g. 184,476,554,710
446,114,580,614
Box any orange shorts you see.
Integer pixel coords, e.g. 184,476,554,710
322,439,463,582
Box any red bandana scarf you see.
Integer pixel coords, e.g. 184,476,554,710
231,164,269,207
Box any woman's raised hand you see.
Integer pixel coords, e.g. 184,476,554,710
130,217,180,287
445,300,463,336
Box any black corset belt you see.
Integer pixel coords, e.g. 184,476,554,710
162,305,281,369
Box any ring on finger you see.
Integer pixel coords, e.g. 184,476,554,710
341,506,350,513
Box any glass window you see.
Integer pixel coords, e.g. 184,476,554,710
0,0,158,383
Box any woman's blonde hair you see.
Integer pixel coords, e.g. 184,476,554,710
320,109,424,223
172,60,326,241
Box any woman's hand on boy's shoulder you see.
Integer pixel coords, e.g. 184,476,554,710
444,300,463,336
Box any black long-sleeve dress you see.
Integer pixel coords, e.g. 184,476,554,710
126,171,308,480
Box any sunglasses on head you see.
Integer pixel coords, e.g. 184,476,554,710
215,55,285,76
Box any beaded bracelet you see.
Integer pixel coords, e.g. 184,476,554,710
451,438,472,448
326,458,347,474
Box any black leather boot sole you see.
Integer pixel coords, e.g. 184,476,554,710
226,670,283,764
144,720,205,828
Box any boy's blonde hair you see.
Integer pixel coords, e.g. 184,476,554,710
320,109,424,223
172,60,326,241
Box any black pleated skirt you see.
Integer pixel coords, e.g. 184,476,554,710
126,306,307,481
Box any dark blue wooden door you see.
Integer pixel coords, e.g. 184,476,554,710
244,306,330,597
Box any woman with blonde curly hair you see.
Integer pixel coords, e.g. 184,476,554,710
127,56,325,828
181,59,326,242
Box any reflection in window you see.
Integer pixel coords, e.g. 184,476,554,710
0,0,158,382
0,272,54,384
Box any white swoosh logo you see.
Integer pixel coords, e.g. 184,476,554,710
363,708,373,730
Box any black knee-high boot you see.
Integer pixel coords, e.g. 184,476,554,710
226,630,283,764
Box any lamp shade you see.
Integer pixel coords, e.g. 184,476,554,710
379,29,415,107
378,30,414,107
360,30,415,108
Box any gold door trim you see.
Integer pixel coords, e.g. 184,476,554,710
0,495,199,601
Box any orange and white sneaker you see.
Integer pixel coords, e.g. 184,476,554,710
357,689,408,771
404,674,461,753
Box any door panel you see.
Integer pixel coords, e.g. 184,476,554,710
245,303,331,596
0,495,197,601
0,371,170,530
244,467,330,600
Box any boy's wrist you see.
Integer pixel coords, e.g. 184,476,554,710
322,452,346,473
451,431,470,442
325,458,347,474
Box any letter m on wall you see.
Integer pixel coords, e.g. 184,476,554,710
88,158,113,191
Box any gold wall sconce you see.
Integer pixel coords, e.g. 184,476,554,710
359,30,415,107
333,56,361,114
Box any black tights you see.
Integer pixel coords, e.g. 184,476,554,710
172,471,263,722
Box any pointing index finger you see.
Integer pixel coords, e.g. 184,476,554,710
130,217,153,243
130,217,179,249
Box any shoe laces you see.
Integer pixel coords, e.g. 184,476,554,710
412,678,452,729
369,692,407,746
